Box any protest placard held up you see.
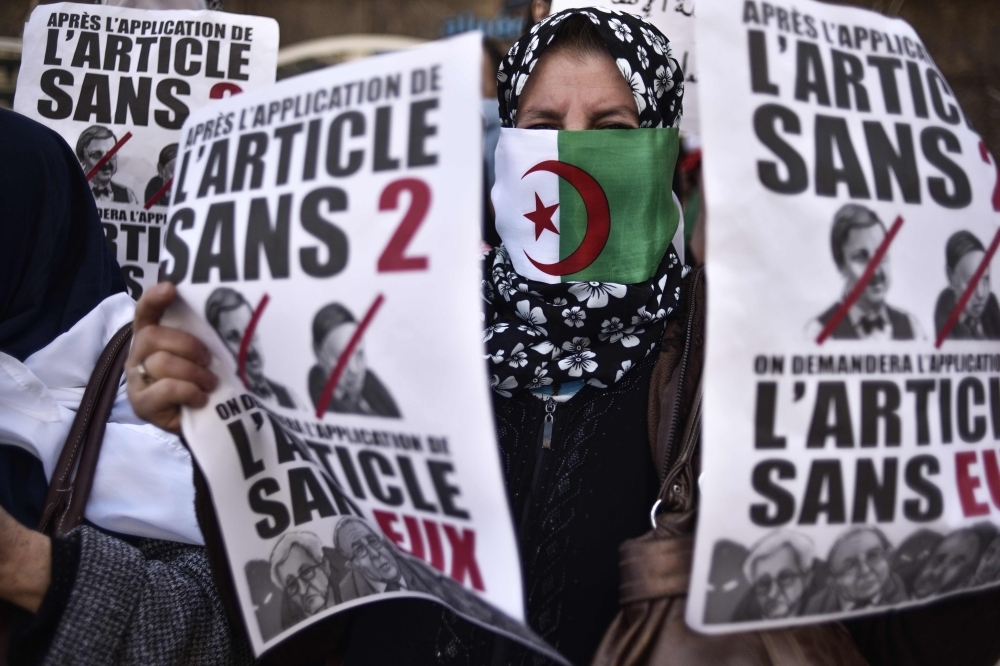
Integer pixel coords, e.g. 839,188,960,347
158,31,566,662
15,2,278,300
688,0,1000,634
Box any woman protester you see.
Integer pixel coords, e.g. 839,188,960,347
122,9,1000,666
0,108,251,666
128,9,686,665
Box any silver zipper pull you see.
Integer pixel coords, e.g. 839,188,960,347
542,399,556,449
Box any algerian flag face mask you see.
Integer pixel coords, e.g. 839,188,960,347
491,127,680,285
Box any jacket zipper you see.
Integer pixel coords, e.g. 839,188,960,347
494,398,557,661
659,268,701,482
519,397,557,539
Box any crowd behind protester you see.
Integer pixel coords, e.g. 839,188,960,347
2,4,1000,666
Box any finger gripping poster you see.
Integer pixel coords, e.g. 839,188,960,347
15,2,278,300
158,33,563,661
689,0,1000,633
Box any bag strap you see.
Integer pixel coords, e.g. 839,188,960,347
656,378,701,509
37,323,133,537
648,266,705,528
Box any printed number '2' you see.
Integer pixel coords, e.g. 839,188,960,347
210,82,243,99
979,142,1000,212
378,178,430,272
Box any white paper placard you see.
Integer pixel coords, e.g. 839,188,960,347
159,32,565,662
688,0,1000,634
15,2,278,299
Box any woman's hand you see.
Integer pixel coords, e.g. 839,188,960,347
126,282,218,435
0,506,50,613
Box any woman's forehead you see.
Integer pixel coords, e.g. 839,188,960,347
518,49,634,111
497,8,683,130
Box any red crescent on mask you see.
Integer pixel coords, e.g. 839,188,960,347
522,160,610,276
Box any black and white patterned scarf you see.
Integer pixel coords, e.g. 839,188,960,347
496,7,685,129
483,244,683,394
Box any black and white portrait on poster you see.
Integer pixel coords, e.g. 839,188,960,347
205,287,303,409
707,521,1000,624
806,204,922,341
689,0,1000,634
255,530,344,636
77,125,140,203
309,303,401,418
935,231,1000,340
146,143,179,207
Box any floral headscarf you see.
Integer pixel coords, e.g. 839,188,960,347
496,7,685,129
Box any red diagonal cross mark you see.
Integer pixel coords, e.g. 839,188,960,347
238,294,270,389
85,132,133,182
144,177,173,210
935,227,1000,348
816,216,905,345
315,294,385,420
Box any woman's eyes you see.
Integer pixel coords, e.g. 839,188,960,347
519,121,638,130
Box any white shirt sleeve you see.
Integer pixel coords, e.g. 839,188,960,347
0,293,202,545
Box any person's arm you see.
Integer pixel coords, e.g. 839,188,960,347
45,526,254,666
3,517,254,666
126,282,218,435
0,505,51,613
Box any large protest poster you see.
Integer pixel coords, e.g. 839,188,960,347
156,32,563,661
549,0,699,135
14,2,278,299
687,0,1000,633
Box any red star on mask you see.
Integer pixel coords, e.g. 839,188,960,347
524,193,560,240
